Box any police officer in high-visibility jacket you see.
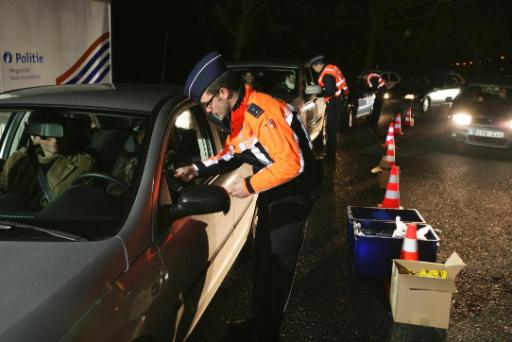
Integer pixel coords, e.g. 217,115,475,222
365,72,386,128
310,55,349,160
175,51,321,341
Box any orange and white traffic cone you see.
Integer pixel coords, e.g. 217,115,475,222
378,165,400,208
379,136,395,168
383,121,395,148
400,223,419,260
395,113,404,135
404,107,412,127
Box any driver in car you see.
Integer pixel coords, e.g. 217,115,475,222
0,110,96,208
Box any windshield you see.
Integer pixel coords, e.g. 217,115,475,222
0,109,149,240
231,67,298,100
455,84,512,103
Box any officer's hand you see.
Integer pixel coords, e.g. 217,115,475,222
229,179,250,198
174,165,197,182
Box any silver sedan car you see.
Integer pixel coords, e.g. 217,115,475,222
447,82,512,148
0,84,257,341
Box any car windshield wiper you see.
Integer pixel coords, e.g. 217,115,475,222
0,220,87,241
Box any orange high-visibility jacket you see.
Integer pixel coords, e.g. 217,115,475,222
194,85,315,194
366,72,385,89
318,64,349,102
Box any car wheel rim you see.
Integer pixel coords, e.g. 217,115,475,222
422,98,429,112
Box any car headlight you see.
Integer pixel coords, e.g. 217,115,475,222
452,112,472,125
383,92,391,100
404,94,415,100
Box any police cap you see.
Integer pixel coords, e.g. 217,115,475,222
309,55,325,66
184,51,226,101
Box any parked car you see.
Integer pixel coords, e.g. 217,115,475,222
344,70,402,129
227,61,327,150
446,79,512,148
0,84,258,341
346,74,378,127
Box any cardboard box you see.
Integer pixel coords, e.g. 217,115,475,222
390,252,466,329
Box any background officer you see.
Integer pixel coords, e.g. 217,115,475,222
175,51,321,341
310,55,349,160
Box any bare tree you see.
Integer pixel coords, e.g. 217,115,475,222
210,0,267,60
341,0,454,69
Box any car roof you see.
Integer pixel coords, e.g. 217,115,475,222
0,83,184,114
227,60,306,69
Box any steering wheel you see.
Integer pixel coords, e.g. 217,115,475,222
72,172,129,194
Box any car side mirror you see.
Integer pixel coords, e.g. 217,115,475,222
166,184,230,221
445,97,453,102
305,84,322,96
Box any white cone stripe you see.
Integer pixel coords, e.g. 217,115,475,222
403,238,418,252
385,190,399,199
389,174,398,182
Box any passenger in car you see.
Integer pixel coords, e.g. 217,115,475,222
111,123,145,186
177,51,322,342
0,110,96,208
277,71,296,93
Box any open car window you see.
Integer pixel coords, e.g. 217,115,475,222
158,105,217,210
0,109,149,241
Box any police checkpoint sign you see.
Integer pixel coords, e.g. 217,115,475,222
0,0,111,93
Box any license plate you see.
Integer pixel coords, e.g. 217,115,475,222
470,128,505,138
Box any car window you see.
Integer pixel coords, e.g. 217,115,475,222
0,112,11,141
0,109,149,240
446,75,460,87
159,105,217,209
231,68,297,98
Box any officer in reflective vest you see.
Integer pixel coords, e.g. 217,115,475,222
310,55,349,160
365,72,387,128
175,51,322,341
365,72,385,90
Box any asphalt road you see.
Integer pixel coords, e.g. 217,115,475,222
189,107,512,341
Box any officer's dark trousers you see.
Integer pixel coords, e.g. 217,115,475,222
250,192,312,341
325,97,342,159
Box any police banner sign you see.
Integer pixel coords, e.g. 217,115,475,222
0,0,111,93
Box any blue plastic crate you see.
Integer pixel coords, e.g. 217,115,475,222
351,220,439,278
347,206,426,256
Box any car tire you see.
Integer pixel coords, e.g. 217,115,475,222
422,97,431,113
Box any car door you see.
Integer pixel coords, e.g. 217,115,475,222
301,65,325,141
153,103,253,341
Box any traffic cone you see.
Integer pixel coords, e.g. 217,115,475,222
383,121,395,148
394,113,404,135
378,136,395,169
378,165,400,208
400,223,419,260
404,107,412,127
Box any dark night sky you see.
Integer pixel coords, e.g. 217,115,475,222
110,0,512,85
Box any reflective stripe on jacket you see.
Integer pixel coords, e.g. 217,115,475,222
195,85,315,194
318,64,349,102
366,73,385,89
